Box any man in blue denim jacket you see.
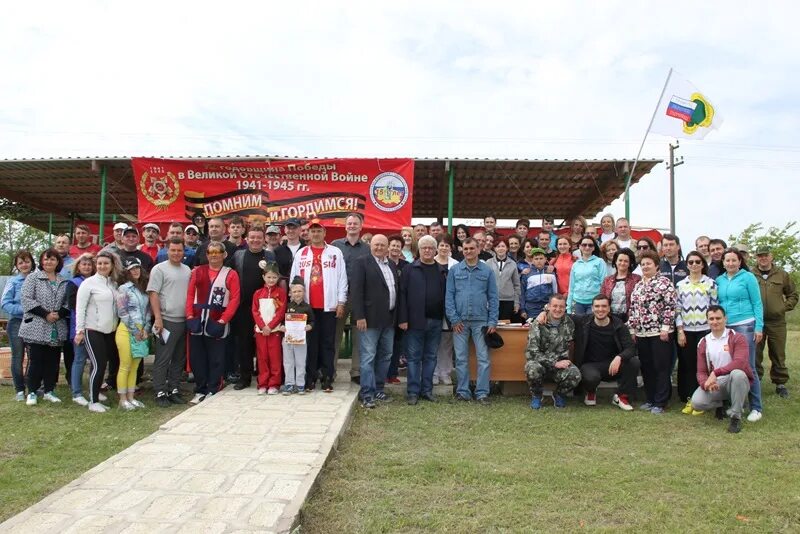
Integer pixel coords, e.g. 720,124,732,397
445,238,499,405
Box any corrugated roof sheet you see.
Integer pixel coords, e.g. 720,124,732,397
0,156,661,231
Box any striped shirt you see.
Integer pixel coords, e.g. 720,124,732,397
675,275,719,331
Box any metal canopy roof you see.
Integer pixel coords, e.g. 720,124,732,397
0,156,661,232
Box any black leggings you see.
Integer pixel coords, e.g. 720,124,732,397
85,330,115,403
677,330,708,401
27,343,61,394
62,341,74,386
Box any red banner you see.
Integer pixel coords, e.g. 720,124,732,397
132,158,414,228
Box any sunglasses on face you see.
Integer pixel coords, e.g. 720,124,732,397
687,259,703,265
637,245,650,250
580,243,594,248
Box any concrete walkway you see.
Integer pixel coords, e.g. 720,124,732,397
1,363,358,534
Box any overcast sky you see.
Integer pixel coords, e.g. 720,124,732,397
2,1,798,245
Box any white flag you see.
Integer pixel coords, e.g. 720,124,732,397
650,71,722,139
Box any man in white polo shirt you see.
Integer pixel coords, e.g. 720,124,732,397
691,305,754,433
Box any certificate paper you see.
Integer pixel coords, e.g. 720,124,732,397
284,313,307,345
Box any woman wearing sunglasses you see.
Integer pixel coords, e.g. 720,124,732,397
675,251,718,414
567,236,605,314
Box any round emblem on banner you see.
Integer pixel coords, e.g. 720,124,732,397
140,171,180,211
369,172,408,212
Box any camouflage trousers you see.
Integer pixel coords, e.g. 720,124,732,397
525,360,582,395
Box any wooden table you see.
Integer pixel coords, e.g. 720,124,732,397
468,325,529,381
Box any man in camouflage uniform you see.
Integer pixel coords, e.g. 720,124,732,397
525,294,581,409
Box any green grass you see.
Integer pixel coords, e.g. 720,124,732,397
302,334,800,533
0,380,186,521
787,308,800,331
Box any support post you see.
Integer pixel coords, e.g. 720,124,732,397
446,162,454,233
98,164,108,243
666,141,684,235
48,213,53,246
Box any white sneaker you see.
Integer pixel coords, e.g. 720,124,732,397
130,399,145,409
26,392,37,406
98,393,108,402
257,387,267,395
747,410,762,423
119,400,136,411
267,387,279,395
189,393,205,405
204,392,214,400
43,391,62,403
88,402,108,413
72,395,89,407
432,375,440,385
441,375,453,385
15,391,25,402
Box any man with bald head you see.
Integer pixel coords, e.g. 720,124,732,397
350,234,400,408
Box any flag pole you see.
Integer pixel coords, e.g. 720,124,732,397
624,67,673,220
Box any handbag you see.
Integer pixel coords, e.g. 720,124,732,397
130,334,150,358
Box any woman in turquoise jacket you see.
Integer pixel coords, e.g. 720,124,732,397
567,236,606,314
717,248,764,423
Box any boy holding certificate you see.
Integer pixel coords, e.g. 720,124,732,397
278,276,315,394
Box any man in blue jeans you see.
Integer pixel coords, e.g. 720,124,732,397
351,234,399,409
398,235,448,405
445,237,499,405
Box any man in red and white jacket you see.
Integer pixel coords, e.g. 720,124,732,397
290,218,347,391
691,305,755,434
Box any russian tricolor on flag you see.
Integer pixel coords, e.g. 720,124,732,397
665,96,697,122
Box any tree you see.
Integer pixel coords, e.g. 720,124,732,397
729,221,800,284
0,218,50,275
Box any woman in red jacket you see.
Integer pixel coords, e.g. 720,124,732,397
252,261,287,395
600,248,641,322
551,236,575,295
185,241,240,404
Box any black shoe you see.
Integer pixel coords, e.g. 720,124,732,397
306,383,316,392
168,390,186,404
407,396,419,405
155,393,171,408
322,380,333,393
233,381,250,391
361,398,376,409
715,407,726,420
776,385,789,399
420,394,437,403
728,416,742,434
455,395,472,403
477,396,491,406
375,391,392,403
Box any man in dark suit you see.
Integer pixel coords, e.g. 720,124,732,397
351,234,399,408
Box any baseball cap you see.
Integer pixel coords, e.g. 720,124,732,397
113,222,128,231
530,247,546,256
733,243,749,253
266,225,281,234
143,223,160,232
284,217,301,227
308,218,324,228
185,224,199,234
756,245,771,255
123,257,142,271
123,226,139,235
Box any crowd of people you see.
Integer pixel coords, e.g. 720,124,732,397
2,213,796,433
